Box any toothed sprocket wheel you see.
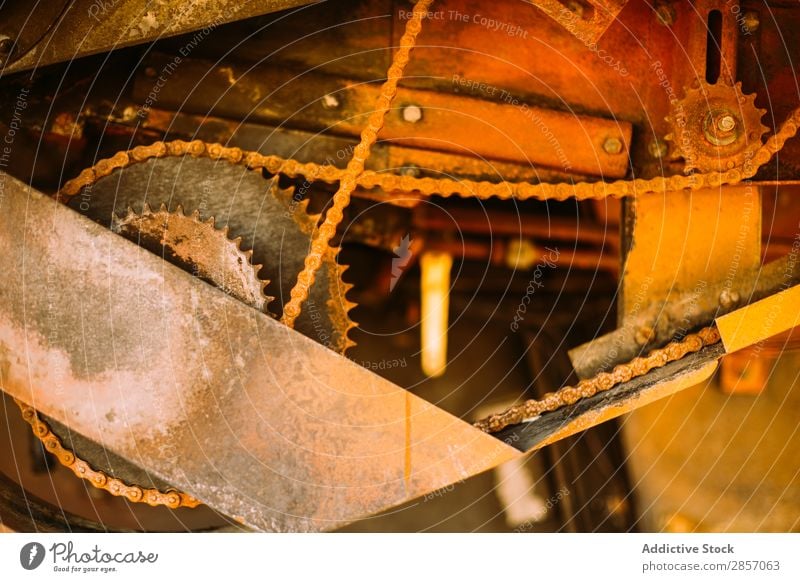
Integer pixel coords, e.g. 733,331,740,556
112,203,274,313
67,154,357,353
666,81,768,173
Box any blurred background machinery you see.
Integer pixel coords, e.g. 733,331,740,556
0,0,799,532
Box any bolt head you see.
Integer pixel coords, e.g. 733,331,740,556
648,139,668,158
717,114,736,132
655,4,676,26
402,104,423,123
742,11,760,33
321,93,340,110
603,137,624,155
719,289,740,309
704,110,739,146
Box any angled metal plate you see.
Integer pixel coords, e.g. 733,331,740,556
0,173,519,531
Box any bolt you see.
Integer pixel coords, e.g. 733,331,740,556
0,35,15,67
704,110,738,146
655,3,676,27
402,104,423,123
719,289,740,310
121,106,138,122
321,93,340,110
566,1,584,18
717,114,736,132
400,164,421,178
634,326,656,346
648,138,668,159
742,11,760,34
603,137,624,155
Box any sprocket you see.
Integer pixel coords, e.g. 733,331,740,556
112,203,274,313
665,81,768,173
68,155,356,353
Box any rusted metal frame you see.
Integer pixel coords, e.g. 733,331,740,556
569,252,799,378
0,173,519,532
132,53,633,177
135,107,585,183
686,0,739,87
571,185,764,378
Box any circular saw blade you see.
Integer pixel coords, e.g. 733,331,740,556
68,154,357,353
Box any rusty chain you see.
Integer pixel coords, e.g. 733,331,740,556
60,105,800,205
15,399,201,509
280,0,433,327
473,326,721,433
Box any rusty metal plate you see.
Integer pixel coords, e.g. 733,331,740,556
716,283,800,354
133,54,632,177
0,173,519,531
525,0,628,44
4,0,316,73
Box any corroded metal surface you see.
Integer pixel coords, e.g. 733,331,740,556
113,205,274,314
135,54,633,177
0,174,519,531
67,155,356,355
569,252,800,378
526,0,628,44
14,399,201,509
666,81,767,173
494,342,724,452
16,205,278,508
4,0,315,73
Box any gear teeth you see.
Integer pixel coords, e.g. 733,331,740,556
333,252,359,355
268,179,318,233
111,206,274,316
668,80,767,172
